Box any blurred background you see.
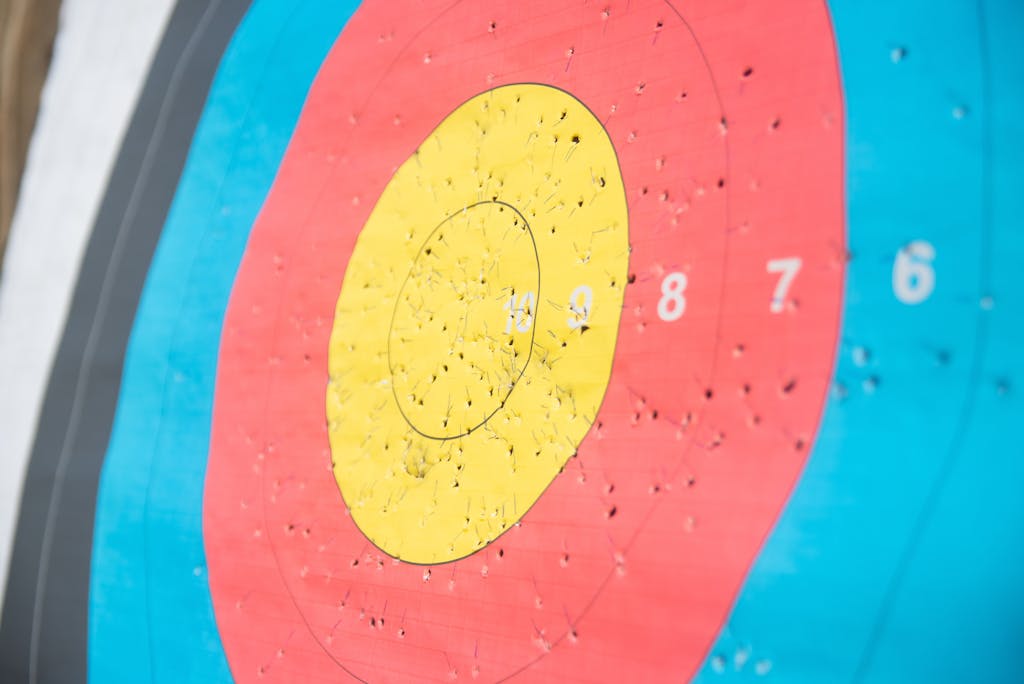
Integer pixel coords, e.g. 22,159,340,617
0,0,61,269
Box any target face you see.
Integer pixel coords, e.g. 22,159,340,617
8,1,1024,684
5,0,1022,682
204,0,843,680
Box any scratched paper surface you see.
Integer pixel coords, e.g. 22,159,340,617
0,1,1021,682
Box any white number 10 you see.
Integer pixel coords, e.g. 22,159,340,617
504,291,535,333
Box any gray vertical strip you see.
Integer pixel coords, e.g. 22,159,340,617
0,1,252,682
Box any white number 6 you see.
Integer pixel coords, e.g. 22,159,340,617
893,240,935,305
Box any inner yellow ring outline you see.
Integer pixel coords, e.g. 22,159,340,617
327,84,628,563
387,200,540,440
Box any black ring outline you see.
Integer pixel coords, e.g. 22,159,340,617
385,199,541,441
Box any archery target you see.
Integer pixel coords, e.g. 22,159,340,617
204,0,842,680
3,0,1021,683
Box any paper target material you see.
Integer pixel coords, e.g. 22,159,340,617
3,1,1022,683
204,0,843,680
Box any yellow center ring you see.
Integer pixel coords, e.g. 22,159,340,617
327,83,628,563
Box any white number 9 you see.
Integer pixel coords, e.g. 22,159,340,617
893,240,935,305
567,285,593,329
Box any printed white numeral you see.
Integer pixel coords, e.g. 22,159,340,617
504,291,536,333
766,257,802,313
567,285,593,329
657,272,687,321
893,240,935,305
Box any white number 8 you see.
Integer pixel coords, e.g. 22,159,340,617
893,240,935,305
657,272,687,321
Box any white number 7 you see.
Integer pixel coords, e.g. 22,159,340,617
766,257,802,313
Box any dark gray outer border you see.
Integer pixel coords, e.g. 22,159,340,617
0,1,252,681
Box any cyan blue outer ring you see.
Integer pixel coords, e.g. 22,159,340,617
88,2,361,681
